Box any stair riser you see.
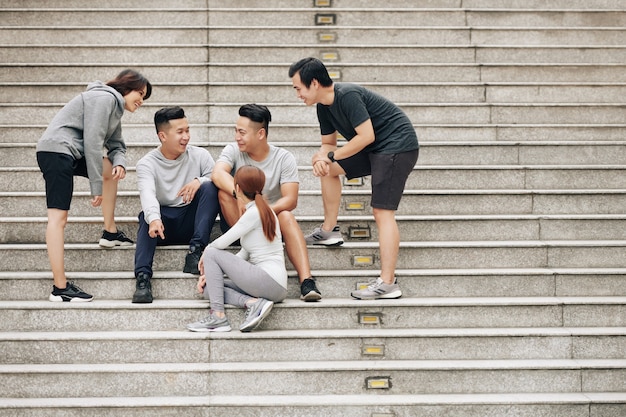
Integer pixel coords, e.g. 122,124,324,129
0,403,609,417
5,217,626,245
5,64,626,84
0,367,621,397
7,83,626,104
1,303,624,331
4,192,626,217
3,271,626,300
3,334,624,364
7,125,626,144
3,244,626,271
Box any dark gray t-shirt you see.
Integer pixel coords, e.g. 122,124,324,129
316,83,419,154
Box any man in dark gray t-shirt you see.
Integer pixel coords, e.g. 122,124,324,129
289,57,419,301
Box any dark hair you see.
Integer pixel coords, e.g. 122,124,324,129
154,106,186,134
288,57,333,88
106,69,152,100
238,103,271,135
234,165,276,242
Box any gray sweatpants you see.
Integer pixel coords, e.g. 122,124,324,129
202,247,287,312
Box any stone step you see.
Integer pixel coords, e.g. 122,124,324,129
4,214,626,245
4,63,626,84
3,123,626,144
3,267,626,301
1,358,625,397
4,188,626,217
5,26,626,46
3,45,625,65
3,327,625,364
2,240,626,272
1,297,625,331
6,141,626,167
7,82,626,104
1,393,625,417
4,123,626,145
2,102,624,126
210,45,626,64
210,27,626,46
8,8,624,28
4,164,626,192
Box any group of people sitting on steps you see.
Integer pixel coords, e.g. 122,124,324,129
35,57,419,333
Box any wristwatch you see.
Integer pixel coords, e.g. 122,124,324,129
327,151,336,163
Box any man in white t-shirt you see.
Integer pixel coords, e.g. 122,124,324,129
211,104,322,301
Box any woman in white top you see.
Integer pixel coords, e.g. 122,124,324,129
187,165,287,332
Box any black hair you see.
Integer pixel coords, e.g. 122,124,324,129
106,69,152,100
238,104,272,135
154,106,186,134
288,57,333,88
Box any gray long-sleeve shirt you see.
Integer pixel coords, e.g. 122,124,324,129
36,81,127,196
136,145,215,224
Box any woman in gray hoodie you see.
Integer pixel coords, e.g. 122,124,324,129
36,69,152,302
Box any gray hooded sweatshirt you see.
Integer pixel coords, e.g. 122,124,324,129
36,81,127,196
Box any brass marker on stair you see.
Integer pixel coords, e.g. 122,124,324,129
366,376,391,389
358,312,382,325
362,344,385,356
315,14,336,25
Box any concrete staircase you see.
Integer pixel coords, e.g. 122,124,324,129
1,0,626,415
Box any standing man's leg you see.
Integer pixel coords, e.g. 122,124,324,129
351,149,418,300
304,162,344,246
373,208,400,285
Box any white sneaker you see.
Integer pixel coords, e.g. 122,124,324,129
351,278,402,300
305,224,344,246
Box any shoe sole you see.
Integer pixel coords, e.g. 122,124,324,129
49,294,94,302
300,291,322,302
307,239,344,247
351,290,403,300
132,296,153,303
98,239,133,248
183,267,200,274
240,301,274,332
187,325,232,332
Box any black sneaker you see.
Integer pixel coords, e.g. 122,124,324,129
99,230,134,248
132,273,153,303
300,278,322,302
49,281,93,302
183,245,204,274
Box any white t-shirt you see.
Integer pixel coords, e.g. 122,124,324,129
216,143,299,204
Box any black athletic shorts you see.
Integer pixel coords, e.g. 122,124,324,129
336,148,419,210
36,151,88,210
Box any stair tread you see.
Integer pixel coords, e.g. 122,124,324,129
3,358,626,372
1,392,625,407
1,296,625,310
2,326,625,340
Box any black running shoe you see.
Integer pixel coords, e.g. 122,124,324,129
183,245,204,274
132,273,153,303
99,230,134,248
300,278,322,302
49,281,93,302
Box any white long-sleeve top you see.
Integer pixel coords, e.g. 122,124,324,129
209,201,287,289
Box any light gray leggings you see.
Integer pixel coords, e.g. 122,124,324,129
202,247,287,313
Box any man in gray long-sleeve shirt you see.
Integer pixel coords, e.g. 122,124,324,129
132,106,220,303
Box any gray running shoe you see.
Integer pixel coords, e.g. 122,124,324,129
187,312,231,332
351,278,402,300
305,224,344,246
239,298,274,332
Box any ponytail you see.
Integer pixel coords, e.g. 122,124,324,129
254,192,277,242
234,165,277,242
